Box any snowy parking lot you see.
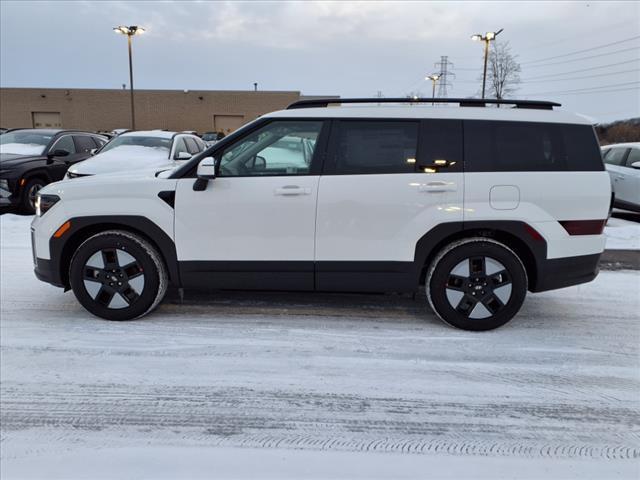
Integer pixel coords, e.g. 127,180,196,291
1,213,639,479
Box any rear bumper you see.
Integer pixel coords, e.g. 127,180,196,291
531,253,601,292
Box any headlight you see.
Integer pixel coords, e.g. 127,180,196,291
35,194,60,217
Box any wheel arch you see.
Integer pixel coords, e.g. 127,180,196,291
52,216,180,289
415,221,546,291
21,169,52,186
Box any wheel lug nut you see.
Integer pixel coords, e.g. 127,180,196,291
118,282,122,286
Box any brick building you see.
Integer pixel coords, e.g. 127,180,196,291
0,88,334,134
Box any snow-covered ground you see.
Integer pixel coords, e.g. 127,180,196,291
605,215,640,250
1,213,639,479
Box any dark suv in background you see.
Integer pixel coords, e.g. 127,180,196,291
0,129,107,213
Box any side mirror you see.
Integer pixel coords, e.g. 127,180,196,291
50,149,70,157
631,161,640,170
193,156,216,191
254,155,266,171
90,148,97,155
175,151,192,161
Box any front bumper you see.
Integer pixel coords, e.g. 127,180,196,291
34,257,66,288
531,253,601,292
0,182,19,206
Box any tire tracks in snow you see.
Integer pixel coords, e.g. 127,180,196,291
2,383,638,461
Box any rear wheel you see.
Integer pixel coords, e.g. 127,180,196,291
69,230,168,320
426,238,528,331
20,178,45,214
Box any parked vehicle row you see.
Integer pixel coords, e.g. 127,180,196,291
0,128,209,212
30,98,611,331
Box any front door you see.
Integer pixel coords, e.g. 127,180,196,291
174,119,328,290
46,134,87,181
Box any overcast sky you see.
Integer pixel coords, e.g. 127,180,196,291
1,1,638,123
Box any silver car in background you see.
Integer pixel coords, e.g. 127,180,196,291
601,142,640,213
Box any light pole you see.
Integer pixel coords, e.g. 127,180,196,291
113,25,145,130
471,28,503,99
426,74,441,105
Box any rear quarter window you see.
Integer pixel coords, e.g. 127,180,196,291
464,120,604,172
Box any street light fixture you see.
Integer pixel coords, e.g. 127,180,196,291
426,74,441,105
113,25,145,129
471,28,503,99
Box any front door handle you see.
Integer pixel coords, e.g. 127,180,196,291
418,181,457,193
274,185,310,196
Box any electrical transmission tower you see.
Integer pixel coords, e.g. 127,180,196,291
433,56,455,97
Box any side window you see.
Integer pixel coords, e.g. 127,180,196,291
50,135,76,154
604,148,629,166
218,120,324,177
74,135,96,153
625,148,640,167
93,136,107,148
185,137,200,154
464,121,603,172
420,120,463,172
333,121,419,174
173,137,189,159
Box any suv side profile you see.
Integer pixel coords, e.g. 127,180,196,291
31,98,610,331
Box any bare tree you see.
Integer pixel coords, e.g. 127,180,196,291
486,41,521,100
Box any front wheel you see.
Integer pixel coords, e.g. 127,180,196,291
426,238,528,331
69,230,168,320
21,178,46,214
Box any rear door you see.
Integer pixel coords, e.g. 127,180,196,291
315,119,464,291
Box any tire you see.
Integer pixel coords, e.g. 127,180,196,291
20,178,46,214
426,238,528,331
69,230,168,320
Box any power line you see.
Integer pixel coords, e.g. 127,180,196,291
516,20,634,52
521,35,640,64
523,81,640,96
523,47,639,68
521,68,640,83
521,59,640,80
527,86,640,96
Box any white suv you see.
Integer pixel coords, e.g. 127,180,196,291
31,98,610,331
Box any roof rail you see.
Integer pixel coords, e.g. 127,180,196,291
287,97,561,110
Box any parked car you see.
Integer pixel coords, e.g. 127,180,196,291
201,131,225,146
0,129,107,213
601,143,640,212
65,130,207,178
31,97,610,331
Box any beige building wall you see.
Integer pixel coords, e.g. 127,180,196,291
0,88,330,134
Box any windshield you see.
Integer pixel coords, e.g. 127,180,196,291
0,131,53,155
99,135,172,156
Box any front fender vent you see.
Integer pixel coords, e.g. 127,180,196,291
158,191,175,209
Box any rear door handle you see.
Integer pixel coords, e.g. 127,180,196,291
274,185,310,196
418,181,457,193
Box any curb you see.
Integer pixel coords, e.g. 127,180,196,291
600,250,640,271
